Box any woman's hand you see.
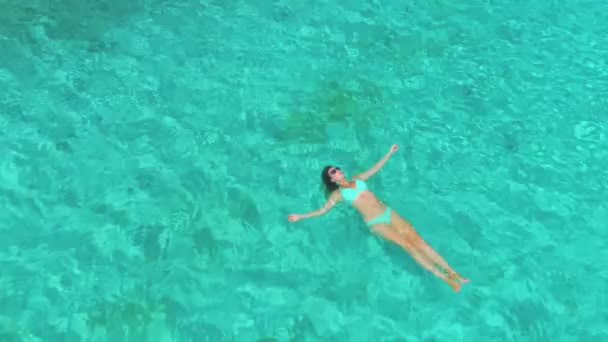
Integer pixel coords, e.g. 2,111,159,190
389,144,398,154
288,214,301,222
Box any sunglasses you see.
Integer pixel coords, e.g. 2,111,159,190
329,167,341,175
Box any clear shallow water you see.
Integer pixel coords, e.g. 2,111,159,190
1,0,607,341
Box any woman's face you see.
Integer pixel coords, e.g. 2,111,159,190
327,166,344,182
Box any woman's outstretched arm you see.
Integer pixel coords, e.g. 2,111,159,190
353,144,398,181
288,191,340,222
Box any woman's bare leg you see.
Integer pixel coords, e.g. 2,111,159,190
372,224,462,292
417,240,469,283
391,212,469,284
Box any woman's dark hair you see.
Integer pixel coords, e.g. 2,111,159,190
321,165,339,197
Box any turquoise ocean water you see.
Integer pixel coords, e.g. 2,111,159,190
1,0,607,341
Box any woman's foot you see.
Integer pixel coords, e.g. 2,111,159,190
455,274,470,284
447,272,469,290
447,271,469,284
447,278,462,292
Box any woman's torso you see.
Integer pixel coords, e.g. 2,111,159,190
338,179,387,221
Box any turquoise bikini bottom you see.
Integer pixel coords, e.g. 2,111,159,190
365,207,392,226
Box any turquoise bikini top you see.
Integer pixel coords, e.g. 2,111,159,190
339,179,368,204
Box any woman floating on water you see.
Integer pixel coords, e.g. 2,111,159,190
288,144,469,292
